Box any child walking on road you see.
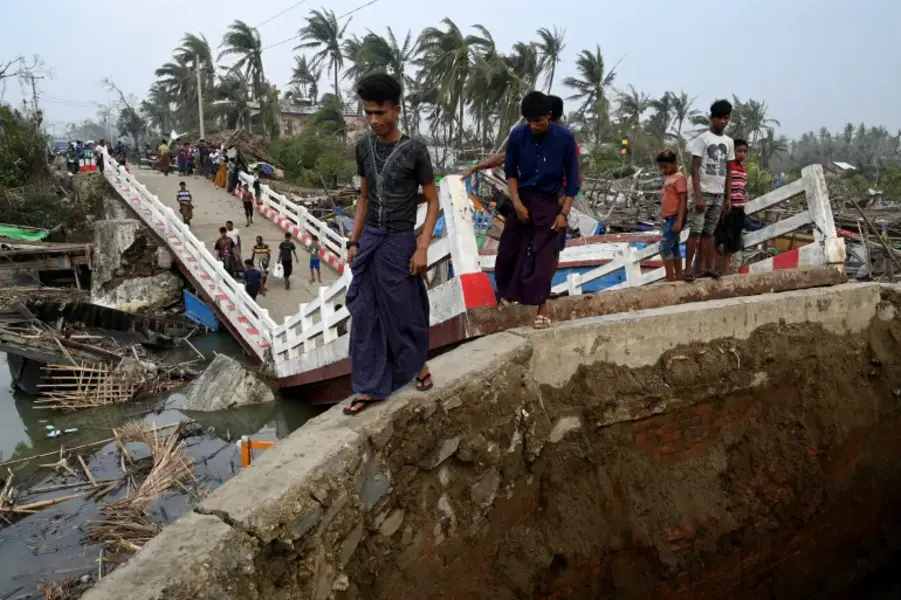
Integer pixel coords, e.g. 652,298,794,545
309,235,322,284
176,181,193,226
241,183,255,227
243,259,265,300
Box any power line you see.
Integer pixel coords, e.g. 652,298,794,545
260,0,380,53
255,0,309,28
41,95,98,108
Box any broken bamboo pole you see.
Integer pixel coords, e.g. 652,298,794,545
0,421,192,469
0,491,88,513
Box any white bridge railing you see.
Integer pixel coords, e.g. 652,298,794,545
237,172,349,267
99,149,277,359
552,164,845,295
270,178,476,379
102,151,842,381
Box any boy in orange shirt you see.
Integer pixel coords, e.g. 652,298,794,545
656,149,688,281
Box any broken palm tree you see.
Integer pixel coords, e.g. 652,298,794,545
85,421,195,554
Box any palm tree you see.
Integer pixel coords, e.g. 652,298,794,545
417,19,492,152
141,82,174,135
668,91,699,145
535,26,565,93
729,96,780,144
617,85,649,130
289,55,317,102
562,45,617,147
646,92,674,141
346,29,418,130
296,9,350,104
757,128,789,169
172,33,215,132
219,20,265,99
154,57,197,132
213,70,253,129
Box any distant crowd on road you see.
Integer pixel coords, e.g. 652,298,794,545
167,142,323,304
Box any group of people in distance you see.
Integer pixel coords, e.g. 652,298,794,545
174,175,321,303
656,99,748,283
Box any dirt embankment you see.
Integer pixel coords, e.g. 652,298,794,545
343,296,901,599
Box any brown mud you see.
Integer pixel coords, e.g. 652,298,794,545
341,294,901,600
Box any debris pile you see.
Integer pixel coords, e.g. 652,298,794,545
85,421,195,554
200,129,277,167
0,286,200,405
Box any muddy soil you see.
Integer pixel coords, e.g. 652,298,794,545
347,300,901,600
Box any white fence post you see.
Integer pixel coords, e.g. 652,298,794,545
299,303,314,353
440,176,481,275
319,286,337,345
802,164,846,266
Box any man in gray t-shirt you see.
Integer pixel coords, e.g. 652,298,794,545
343,73,440,416
685,99,735,281
354,132,433,233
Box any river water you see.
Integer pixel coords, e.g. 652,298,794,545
0,333,322,598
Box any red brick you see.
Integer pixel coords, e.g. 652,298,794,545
633,431,646,443
695,403,714,415
662,430,683,443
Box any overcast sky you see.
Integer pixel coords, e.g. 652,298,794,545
2,0,897,139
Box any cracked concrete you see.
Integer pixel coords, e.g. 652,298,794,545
82,284,895,600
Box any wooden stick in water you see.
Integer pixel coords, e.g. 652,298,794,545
0,421,192,468
0,491,88,513
78,455,98,487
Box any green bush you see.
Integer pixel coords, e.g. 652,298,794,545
268,128,355,187
0,104,47,189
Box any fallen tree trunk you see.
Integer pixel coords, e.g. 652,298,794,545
467,266,849,335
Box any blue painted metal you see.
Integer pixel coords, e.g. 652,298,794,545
184,290,218,331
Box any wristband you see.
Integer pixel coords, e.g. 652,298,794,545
346,240,360,249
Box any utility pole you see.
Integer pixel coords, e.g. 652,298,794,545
196,61,205,139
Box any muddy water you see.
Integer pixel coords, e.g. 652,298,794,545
0,333,323,598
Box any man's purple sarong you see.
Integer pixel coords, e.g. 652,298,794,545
347,227,429,399
494,189,560,306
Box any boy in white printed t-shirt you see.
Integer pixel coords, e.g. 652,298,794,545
685,99,735,281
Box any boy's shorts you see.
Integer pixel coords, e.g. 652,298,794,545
659,215,681,261
309,257,321,270
688,193,724,237
715,205,746,254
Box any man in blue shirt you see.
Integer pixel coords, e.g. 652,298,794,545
495,91,579,329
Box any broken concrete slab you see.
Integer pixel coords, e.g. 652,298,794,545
90,219,182,312
171,354,274,412
82,512,260,600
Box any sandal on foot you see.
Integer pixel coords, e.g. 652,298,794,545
415,372,434,391
684,271,697,283
709,270,722,280
497,298,513,312
343,396,384,416
533,315,551,330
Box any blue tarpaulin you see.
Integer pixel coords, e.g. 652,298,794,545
184,290,218,331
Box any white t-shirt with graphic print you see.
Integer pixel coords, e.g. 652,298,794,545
687,130,735,195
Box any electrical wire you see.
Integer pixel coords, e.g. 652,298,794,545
255,0,309,28
260,0,380,53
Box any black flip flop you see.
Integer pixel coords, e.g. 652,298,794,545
343,397,384,416
416,373,434,392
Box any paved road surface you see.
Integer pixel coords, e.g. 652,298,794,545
131,168,339,323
